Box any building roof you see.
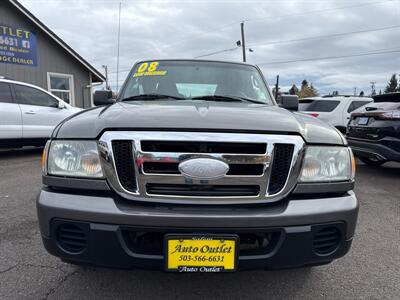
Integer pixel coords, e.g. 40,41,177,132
9,0,105,83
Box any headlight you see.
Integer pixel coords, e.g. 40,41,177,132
300,146,355,182
47,141,103,178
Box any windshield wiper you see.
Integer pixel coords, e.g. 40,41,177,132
121,94,185,101
191,95,265,104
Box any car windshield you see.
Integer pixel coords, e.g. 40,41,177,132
299,99,340,112
119,60,273,104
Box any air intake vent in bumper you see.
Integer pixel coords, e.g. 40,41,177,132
56,224,87,254
268,144,294,194
313,227,341,255
112,140,137,192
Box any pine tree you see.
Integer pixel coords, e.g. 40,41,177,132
397,77,400,92
384,74,398,93
289,84,299,95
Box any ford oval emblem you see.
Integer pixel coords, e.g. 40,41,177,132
178,158,229,180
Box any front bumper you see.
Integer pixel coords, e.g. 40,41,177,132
37,189,358,270
348,137,400,162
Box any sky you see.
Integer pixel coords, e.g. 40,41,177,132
19,0,400,95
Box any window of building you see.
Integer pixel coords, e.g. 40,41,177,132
14,84,59,107
47,73,74,105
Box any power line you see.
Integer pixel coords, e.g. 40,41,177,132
124,1,395,62
244,0,395,22
194,24,400,59
110,48,400,74
108,68,131,74
257,47,400,65
247,25,400,47
194,46,239,58
92,1,396,66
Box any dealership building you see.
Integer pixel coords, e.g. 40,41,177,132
0,0,105,108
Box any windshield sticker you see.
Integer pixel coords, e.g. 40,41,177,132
133,61,167,77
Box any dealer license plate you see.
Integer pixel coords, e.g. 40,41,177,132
358,117,369,125
165,234,238,272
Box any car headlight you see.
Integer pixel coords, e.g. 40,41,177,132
300,146,355,182
46,140,103,178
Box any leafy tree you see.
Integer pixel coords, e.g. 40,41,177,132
298,79,318,98
384,74,398,93
289,84,299,95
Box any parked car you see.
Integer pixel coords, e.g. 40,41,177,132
347,92,400,166
299,96,373,133
0,77,81,148
38,59,358,272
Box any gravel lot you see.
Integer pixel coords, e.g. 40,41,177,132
0,147,399,300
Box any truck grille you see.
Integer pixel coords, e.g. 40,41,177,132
112,140,137,192
141,141,267,154
101,132,304,205
268,144,295,194
142,162,265,176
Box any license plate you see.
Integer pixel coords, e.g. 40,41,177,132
358,117,369,125
165,234,238,272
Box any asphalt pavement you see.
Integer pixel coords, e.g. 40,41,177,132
0,147,399,299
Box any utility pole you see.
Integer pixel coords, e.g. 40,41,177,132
102,65,109,90
116,2,122,93
275,75,279,99
353,87,357,96
240,22,246,62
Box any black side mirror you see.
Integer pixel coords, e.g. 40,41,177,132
279,95,299,111
93,90,114,106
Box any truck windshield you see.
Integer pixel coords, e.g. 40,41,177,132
119,60,273,104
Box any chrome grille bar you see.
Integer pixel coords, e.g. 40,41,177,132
98,131,305,205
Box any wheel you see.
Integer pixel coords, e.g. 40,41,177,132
358,156,386,166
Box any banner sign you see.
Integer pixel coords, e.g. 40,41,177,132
0,25,37,67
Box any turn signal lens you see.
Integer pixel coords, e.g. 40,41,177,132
81,151,102,175
350,149,356,179
41,141,50,174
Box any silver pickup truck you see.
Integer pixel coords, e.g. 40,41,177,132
38,59,358,272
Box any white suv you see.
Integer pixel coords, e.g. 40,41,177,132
299,96,373,133
0,78,81,148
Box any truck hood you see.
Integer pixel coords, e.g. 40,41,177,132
53,100,345,145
